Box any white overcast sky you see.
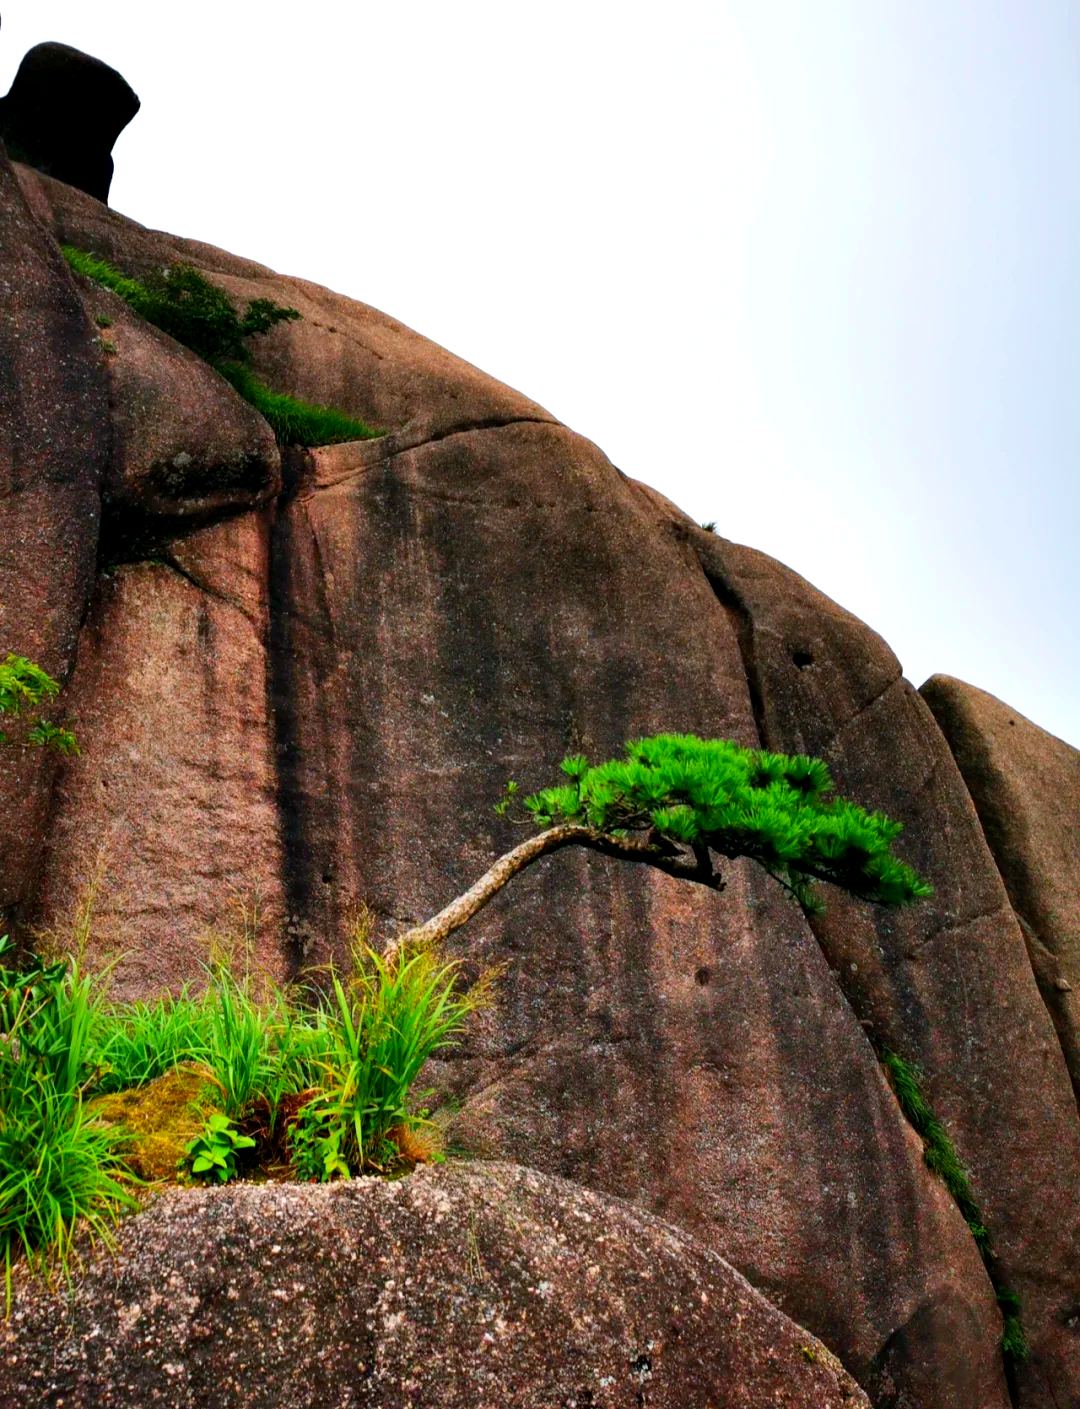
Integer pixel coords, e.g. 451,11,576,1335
5,1,1078,746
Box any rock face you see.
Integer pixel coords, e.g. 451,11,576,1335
921,675,1080,1098
3,126,1080,1408
0,145,108,942
0,43,139,203
0,1162,870,1409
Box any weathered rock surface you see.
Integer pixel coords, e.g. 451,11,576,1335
71,276,281,545
6,144,1079,1408
921,674,1080,1098
0,42,139,203
0,1162,870,1408
34,511,288,992
0,143,108,939
637,496,1080,1409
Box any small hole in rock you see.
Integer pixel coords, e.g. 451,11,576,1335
792,650,814,670
694,966,711,987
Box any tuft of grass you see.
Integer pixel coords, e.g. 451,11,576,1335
299,940,487,1172
880,1047,1027,1363
59,246,382,448
0,894,488,1296
216,362,381,447
0,941,136,1307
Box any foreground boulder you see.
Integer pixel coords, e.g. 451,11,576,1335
0,1162,869,1408
921,675,1080,1098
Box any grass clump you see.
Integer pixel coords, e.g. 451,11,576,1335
880,1047,1027,1363
60,246,382,448
0,941,136,1303
0,918,485,1300
216,362,382,448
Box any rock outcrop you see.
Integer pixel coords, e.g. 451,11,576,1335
0,1162,870,1409
0,146,109,943
2,89,1079,1408
0,42,139,203
921,674,1080,1099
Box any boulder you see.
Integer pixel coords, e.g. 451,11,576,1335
0,1162,870,1408
0,143,108,940
13,162,557,440
70,277,281,553
920,675,1080,1098
0,42,139,203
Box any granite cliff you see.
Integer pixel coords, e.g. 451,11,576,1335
1,47,1078,1409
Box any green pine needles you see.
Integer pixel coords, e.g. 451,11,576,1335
514,734,932,916
60,247,382,448
879,1047,1027,1363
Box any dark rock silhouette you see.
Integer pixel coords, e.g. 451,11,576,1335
0,42,139,203
2,118,1079,1407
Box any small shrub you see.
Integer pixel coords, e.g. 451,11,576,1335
0,655,77,754
183,1114,255,1184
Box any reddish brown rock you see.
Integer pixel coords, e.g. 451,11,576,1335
264,430,1009,1408
32,512,286,992
14,162,557,440
0,144,108,937
637,495,1080,1409
69,276,281,541
0,1163,872,1408
920,674,1080,1098
7,168,1042,1404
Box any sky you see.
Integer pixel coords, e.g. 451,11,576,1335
4,1,1078,746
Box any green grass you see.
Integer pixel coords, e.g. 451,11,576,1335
0,930,482,1296
0,942,136,1306
880,1047,1028,1363
216,362,381,447
59,246,382,448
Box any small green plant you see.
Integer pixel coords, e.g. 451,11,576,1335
701,520,718,533
879,1047,1027,1363
183,1113,255,1184
60,246,382,448
216,362,383,448
0,655,78,754
289,1101,352,1182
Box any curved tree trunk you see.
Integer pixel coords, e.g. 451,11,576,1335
391,824,722,954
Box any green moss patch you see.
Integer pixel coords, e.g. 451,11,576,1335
88,1066,218,1182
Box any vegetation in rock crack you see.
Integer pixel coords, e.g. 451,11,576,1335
0,655,77,754
880,1047,1028,1362
396,733,933,954
59,246,382,447
0,916,485,1302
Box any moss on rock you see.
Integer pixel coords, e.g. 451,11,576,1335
88,1065,218,1181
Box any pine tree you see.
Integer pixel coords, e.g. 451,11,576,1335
397,733,932,951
